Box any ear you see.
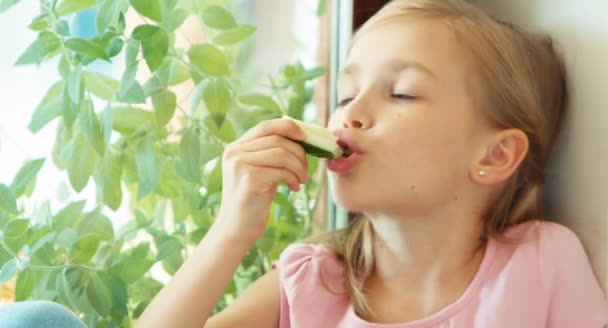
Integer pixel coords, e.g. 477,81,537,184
470,129,529,185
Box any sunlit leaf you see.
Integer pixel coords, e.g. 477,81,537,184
213,24,256,45
152,89,176,127
56,0,95,16
135,135,159,199
201,5,236,30
79,99,105,156
0,184,18,214
0,259,17,284
83,71,119,101
28,81,64,133
15,31,60,65
187,44,229,77
70,234,101,264
0,0,20,14
130,0,162,22
10,158,45,198
15,269,35,301
87,272,111,316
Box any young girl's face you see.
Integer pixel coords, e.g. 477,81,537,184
328,18,490,216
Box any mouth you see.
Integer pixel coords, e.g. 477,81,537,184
339,142,353,157
328,137,363,173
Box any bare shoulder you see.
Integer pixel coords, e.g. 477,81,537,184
206,269,280,328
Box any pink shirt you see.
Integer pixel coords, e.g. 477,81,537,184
274,221,608,327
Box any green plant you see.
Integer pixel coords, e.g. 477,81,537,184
0,0,327,326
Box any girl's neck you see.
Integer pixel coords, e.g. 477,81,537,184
365,211,485,291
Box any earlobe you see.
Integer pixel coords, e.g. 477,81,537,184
471,129,529,185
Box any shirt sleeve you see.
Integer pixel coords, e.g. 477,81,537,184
540,222,608,327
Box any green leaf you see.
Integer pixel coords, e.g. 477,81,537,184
55,20,70,36
167,60,190,86
118,62,145,104
155,237,181,262
239,93,282,114
15,31,61,65
176,128,201,182
58,54,70,78
317,0,327,16
188,44,229,77
101,106,113,145
102,274,128,322
58,268,78,310
213,24,256,45
64,38,109,61
135,135,159,199
28,81,64,133
130,0,162,22
0,0,20,14
79,210,114,241
15,269,35,301
67,66,82,104
152,89,176,127
53,200,86,231
202,5,237,30
125,38,139,65
206,160,223,194
0,259,17,284
79,99,105,156
111,257,154,283
106,37,124,59
64,134,97,192
200,143,223,165
205,117,236,143
4,219,29,238
28,13,51,31
83,71,119,100
100,151,123,211
203,79,231,126
110,107,152,134
163,8,188,31
132,25,160,40
87,272,111,316
0,184,18,214
142,28,169,72
10,158,45,198
96,0,127,33
61,84,79,128
56,0,95,16
70,234,101,264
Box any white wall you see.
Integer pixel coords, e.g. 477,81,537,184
472,0,608,292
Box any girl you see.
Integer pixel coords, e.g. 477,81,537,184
137,0,608,327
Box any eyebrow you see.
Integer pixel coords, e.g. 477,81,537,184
340,59,437,80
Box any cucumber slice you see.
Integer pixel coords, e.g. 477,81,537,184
283,116,344,159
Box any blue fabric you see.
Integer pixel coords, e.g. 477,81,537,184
0,301,86,328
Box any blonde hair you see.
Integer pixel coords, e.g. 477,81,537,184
312,0,569,317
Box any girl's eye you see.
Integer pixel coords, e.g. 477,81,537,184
336,98,353,107
392,93,416,100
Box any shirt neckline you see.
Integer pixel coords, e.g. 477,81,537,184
346,237,497,328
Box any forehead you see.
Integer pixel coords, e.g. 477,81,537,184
344,18,472,82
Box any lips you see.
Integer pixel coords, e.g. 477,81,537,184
327,129,364,173
327,152,362,172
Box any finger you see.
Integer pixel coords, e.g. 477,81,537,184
240,147,308,183
250,166,301,192
237,135,307,170
238,118,306,144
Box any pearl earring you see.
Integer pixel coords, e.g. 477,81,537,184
478,170,487,177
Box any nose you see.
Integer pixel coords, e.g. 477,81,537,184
341,97,372,129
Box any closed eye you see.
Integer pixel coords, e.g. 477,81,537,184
336,98,353,107
392,93,417,101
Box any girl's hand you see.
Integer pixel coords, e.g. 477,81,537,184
215,118,309,246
